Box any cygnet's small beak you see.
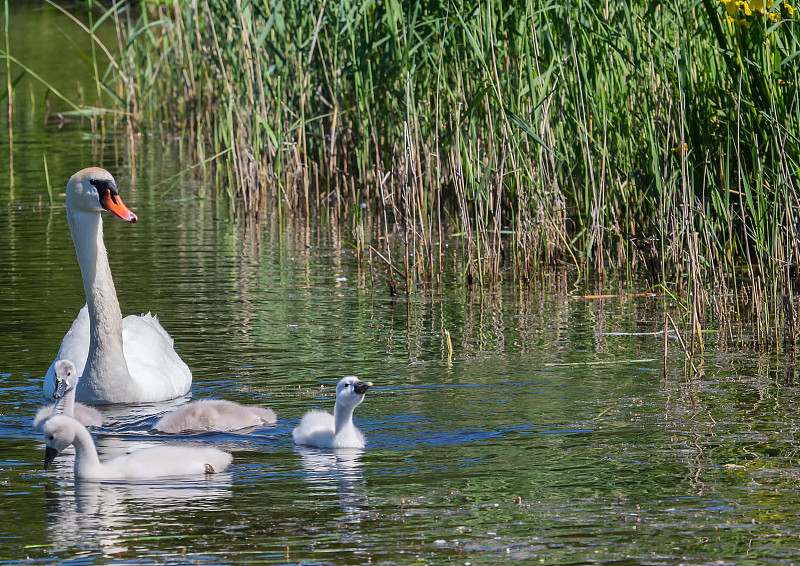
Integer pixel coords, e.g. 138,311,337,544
53,379,68,400
44,446,59,470
354,381,373,395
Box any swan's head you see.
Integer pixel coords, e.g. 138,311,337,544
66,167,137,223
52,359,79,401
43,415,80,469
335,376,373,408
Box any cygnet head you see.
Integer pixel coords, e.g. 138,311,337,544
52,360,79,401
66,167,137,223
43,415,79,469
336,376,373,409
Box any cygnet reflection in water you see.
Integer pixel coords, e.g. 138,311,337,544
296,445,368,520
293,376,373,449
45,475,232,555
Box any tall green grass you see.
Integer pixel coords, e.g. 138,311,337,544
5,0,800,348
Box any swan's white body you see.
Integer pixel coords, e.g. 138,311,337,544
43,167,192,404
154,400,277,433
34,360,102,431
43,415,232,479
293,376,373,449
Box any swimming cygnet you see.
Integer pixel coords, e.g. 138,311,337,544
292,376,373,449
34,360,102,431
154,399,277,433
43,415,232,479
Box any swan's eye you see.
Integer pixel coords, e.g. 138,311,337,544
48,435,54,441
90,178,120,205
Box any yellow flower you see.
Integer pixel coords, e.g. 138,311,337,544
785,2,794,16
751,0,765,11
769,10,783,21
737,1,753,14
722,0,740,16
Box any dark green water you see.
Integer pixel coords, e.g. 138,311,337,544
4,3,800,565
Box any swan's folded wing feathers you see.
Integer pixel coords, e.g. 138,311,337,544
292,410,335,447
102,446,232,479
33,405,54,431
121,314,192,400
74,403,103,428
44,306,90,399
155,400,276,433
250,406,277,424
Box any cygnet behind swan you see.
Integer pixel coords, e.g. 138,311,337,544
34,360,102,431
43,415,232,479
154,399,277,433
292,376,373,449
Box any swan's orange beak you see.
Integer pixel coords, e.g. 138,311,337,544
100,191,138,224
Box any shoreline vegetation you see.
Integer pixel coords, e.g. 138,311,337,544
3,0,800,355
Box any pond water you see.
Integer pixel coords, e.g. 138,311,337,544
4,4,800,566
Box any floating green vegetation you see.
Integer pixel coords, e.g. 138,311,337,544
3,0,800,353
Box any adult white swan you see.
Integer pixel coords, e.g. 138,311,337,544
43,167,192,404
293,376,373,449
43,415,232,479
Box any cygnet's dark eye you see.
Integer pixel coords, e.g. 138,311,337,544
49,435,55,441
344,383,350,388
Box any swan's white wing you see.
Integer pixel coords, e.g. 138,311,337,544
33,403,102,430
155,400,275,433
43,306,90,399
293,410,336,448
73,403,103,428
33,405,55,431
121,312,192,401
99,446,232,479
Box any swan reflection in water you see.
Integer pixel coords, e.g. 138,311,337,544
43,433,233,555
296,445,368,522
44,475,232,555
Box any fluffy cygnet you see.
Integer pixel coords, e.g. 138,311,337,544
154,399,277,433
43,415,232,479
34,360,102,431
292,376,373,449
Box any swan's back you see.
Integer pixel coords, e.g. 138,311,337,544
292,410,336,448
102,445,233,478
44,307,91,399
155,399,277,433
119,312,192,401
33,403,102,431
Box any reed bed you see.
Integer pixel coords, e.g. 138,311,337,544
4,0,800,351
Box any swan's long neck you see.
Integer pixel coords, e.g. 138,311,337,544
334,400,358,435
70,423,102,478
68,208,133,401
